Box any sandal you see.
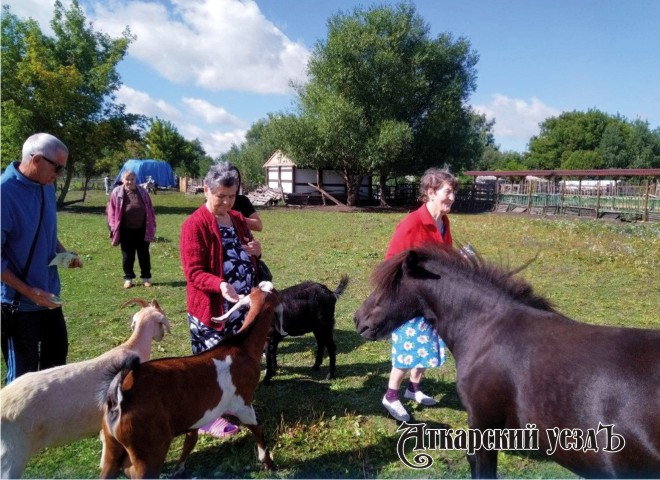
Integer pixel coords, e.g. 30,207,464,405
198,417,239,438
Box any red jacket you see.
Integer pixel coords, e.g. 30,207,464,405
385,204,453,259
180,205,255,328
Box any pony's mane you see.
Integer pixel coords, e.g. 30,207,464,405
371,243,556,312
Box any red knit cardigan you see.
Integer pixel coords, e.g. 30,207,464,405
180,204,255,328
385,204,453,260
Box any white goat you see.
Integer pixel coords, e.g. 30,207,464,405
0,298,171,479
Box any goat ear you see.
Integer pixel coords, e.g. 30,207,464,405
160,315,172,333
122,298,149,309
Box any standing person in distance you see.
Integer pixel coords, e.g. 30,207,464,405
381,167,458,422
106,169,157,289
104,174,112,195
1,133,83,384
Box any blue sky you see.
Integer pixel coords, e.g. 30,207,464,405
5,0,660,158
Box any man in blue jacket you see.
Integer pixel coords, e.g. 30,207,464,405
1,133,82,383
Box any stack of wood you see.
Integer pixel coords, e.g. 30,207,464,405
246,186,283,206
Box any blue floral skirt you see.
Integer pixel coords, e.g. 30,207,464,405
391,316,446,368
187,223,255,355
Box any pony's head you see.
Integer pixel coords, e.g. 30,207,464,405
354,244,552,341
354,247,445,340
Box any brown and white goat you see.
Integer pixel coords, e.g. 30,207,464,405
0,299,170,479
99,284,280,479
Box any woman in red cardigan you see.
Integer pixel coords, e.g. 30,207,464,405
180,162,262,437
381,168,458,422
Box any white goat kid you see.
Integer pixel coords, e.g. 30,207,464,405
0,299,170,479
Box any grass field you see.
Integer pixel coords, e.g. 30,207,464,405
6,189,659,478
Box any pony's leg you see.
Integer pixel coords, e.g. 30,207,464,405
172,430,198,478
467,450,498,479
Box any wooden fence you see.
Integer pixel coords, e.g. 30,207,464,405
493,179,660,221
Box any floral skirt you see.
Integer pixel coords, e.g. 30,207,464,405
391,316,446,369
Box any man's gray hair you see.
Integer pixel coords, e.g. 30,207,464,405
204,162,239,192
22,133,68,162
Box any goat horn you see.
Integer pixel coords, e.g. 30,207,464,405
150,299,162,311
121,298,150,309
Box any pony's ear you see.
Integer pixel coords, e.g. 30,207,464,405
404,250,441,279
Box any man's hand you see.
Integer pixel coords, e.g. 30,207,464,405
28,288,63,309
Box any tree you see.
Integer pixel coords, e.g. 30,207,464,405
627,120,660,168
528,110,612,170
272,3,479,205
599,120,631,169
1,2,139,205
477,147,528,171
528,109,660,171
144,118,211,177
220,117,281,189
561,150,603,170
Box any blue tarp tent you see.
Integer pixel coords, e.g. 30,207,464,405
115,159,176,188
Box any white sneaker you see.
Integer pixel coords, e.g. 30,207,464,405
404,389,437,406
382,396,410,421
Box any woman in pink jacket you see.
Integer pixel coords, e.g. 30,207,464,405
106,170,157,288
381,167,458,422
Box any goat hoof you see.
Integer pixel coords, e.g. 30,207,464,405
312,364,321,371
262,377,272,386
325,372,335,380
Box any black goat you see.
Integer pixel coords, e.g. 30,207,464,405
264,275,349,384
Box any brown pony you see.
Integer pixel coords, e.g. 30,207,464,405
354,244,660,478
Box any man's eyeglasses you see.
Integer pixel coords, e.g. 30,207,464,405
32,153,65,174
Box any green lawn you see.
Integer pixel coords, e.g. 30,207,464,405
6,190,659,478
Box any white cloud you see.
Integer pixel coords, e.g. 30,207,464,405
2,0,64,33
182,98,246,128
90,0,309,94
116,86,245,157
179,124,248,158
474,94,560,147
116,85,184,121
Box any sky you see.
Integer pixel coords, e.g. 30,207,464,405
4,0,660,158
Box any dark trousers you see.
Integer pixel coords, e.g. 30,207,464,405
119,226,151,280
1,307,68,384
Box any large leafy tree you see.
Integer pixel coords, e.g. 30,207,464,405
627,120,660,168
272,3,479,205
528,110,612,170
528,109,660,170
1,2,141,205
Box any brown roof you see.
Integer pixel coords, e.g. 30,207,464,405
465,169,660,178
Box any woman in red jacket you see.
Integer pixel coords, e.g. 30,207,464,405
180,162,262,437
381,168,458,422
